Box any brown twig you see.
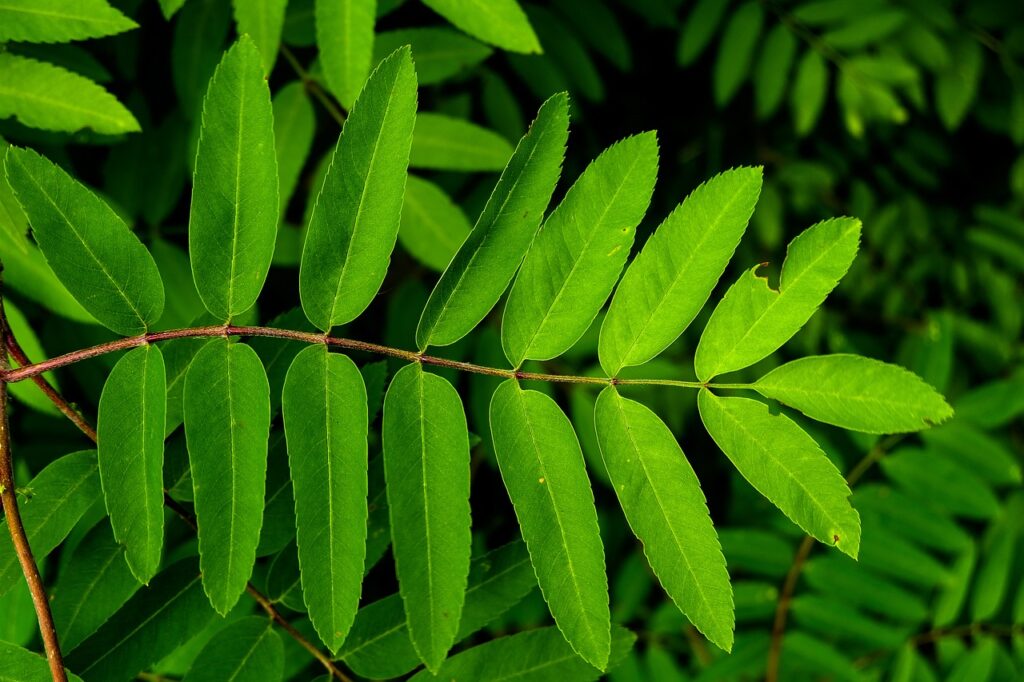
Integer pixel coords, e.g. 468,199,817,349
0,324,711,390
0,276,68,682
280,45,348,127
1,322,353,681
764,435,903,682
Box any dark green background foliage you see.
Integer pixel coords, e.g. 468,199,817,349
1,0,1023,680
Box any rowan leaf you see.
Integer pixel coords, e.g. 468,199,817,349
189,35,279,321
695,217,861,381
599,167,762,375
0,641,83,682
97,344,167,584
0,53,139,134
408,625,636,681
0,451,101,597
410,113,515,171
183,616,284,682
231,0,287,73
374,28,493,85
282,345,368,654
382,363,472,671
0,0,136,43
340,541,537,679
416,93,569,348
4,146,163,335
754,354,953,434
299,46,417,331
315,0,376,109
595,387,734,651
183,339,271,614
421,0,541,54
398,174,472,272
489,379,610,670
65,558,218,680
502,132,658,367
698,390,861,558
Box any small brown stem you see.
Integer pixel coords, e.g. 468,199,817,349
0,278,68,682
280,45,347,127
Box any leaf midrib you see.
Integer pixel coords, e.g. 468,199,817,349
609,394,727,639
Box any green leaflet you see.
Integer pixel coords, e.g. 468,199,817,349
0,451,101,597
695,217,861,381
0,0,136,42
340,541,537,679
407,625,636,681
4,147,163,335
298,47,417,331
410,113,515,171
315,0,376,109
791,49,829,136
754,354,953,434
698,391,861,558
415,93,569,349
158,0,186,19
97,344,167,583
489,380,610,670
189,35,279,321
755,24,797,118
282,345,368,654
880,448,998,520
273,81,316,209
0,641,83,682
502,132,658,367
382,363,472,671
713,2,763,107
171,0,231,118
51,522,140,651
0,53,139,134
231,0,287,73
599,167,763,375
677,0,729,66
594,388,734,651
374,28,493,85
183,339,271,614
65,558,218,680
421,0,541,54
398,174,472,272
183,616,284,681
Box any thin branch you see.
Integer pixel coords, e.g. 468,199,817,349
280,45,348,127
0,324,732,392
764,435,903,682
0,279,68,682
1,324,353,681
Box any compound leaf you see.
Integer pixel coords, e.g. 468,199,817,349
595,388,734,651
282,345,368,654
416,93,569,348
184,339,271,615
97,344,167,584
4,146,163,335
502,132,658,367
754,354,953,434
299,46,417,331
489,379,610,670
599,166,762,375
382,363,472,671
189,35,279,321
698,390,861,558
695,217,861,381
